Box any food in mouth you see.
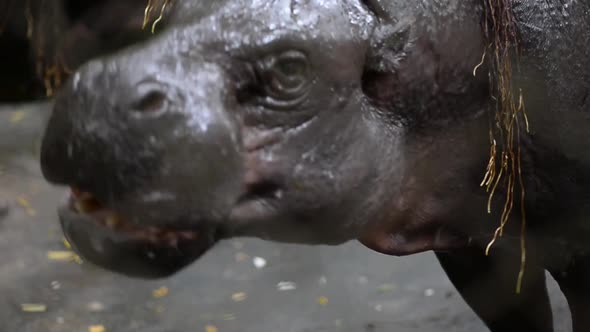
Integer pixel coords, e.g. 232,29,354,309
68,188,199,246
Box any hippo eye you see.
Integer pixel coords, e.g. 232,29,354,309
257,50,311,108
274,59,306,77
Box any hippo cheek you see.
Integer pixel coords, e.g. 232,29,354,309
57,204,217,279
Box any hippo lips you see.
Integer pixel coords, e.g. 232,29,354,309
58,188,217,279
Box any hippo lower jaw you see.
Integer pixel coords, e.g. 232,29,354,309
58,190,218,279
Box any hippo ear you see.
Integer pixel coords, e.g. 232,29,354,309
361,0,414,74
364,22,413,73
361,1,415,104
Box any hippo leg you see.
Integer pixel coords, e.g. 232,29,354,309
550,255,590,332
436,249,553,332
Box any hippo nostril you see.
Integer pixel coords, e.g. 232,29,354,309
130,80,170,115
132,90,168,114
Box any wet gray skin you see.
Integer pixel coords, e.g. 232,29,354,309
40,1,590,330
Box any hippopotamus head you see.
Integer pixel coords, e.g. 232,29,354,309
40,0,491,278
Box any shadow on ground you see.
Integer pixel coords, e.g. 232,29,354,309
0,103,572,332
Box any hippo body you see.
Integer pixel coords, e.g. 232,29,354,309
30,0,590,331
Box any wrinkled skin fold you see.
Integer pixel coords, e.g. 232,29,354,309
32,0,590,331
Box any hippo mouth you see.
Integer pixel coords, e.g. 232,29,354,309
67,188,200,244
58,188,217,279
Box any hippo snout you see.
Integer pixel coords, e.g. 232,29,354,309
40,54,244,278
41,60,182,189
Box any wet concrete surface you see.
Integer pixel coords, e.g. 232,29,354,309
0,103,572,332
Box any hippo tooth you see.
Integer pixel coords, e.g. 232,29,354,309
72,188,94,200
105,215,120,228
74,201,83,213
178,231,198,240
79,198,101,213
79,200,91,213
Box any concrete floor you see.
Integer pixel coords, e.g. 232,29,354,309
0,103,573,332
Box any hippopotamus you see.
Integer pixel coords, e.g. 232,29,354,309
36,0,590,331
